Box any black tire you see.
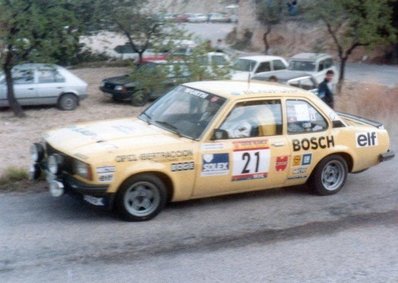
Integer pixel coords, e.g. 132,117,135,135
58,93,78,110
131,89,149,107
309,155,348,196
116,174,167,221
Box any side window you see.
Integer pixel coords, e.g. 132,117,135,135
219,100,282,139
324,58,333,69
38,70,65,83
318,60,325,72
273,60,287,70
12,69,34,85
212,55,227,65
286,100,328,134
255,62,271,73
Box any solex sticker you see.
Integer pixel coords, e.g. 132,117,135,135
201,153,229,176
356,132,378,147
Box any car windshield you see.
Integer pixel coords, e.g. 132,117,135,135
139,85,226,140
289,60,316,72
233,59,256,72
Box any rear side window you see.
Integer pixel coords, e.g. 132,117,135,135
286,100,328,134
273,60,287,70
255,62,271,73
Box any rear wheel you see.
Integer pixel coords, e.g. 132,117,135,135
309,155,348,195
131,89,149,106
58,93,78,110
116,174,167,221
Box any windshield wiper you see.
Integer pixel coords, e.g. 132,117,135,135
155,120,182,137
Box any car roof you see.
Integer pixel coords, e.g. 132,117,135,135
252,70,314,81
14,63,59,71
290,53,331,61
237,55,285,62
183,80,306,99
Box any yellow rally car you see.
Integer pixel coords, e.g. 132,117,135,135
29,81,394,221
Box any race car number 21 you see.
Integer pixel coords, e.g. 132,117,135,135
232,149,270,181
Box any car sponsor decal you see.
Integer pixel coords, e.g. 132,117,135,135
98,173,114,183
184,88,208,99
292,167,307,175
115,150,193,163
171,162,194,172
275,156,288,172
96,166,116,174
293,155,302,166
292,136,335,151
201,143,225,151
302,153,312,165
232,140,270,181
201,153,229,176
356,131,378,147
96,166,116,183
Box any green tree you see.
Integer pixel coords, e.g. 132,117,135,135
87,0,164,65
310,0,397,91
256,0,284,54
0,0,80,117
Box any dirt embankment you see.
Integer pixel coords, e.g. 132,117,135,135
0,67,397,176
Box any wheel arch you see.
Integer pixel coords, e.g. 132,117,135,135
313,151,354,174
57,92,80,105
116,171,175,203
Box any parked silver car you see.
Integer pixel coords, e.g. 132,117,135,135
0,64,88,110
252,70,319,95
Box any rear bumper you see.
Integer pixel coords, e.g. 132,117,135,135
379,150,395,162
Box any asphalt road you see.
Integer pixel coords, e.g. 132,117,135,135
1,132,397,282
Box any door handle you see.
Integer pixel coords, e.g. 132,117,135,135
271,141,285,147
28,88,34,90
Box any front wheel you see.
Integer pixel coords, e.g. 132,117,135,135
309,155,348,196
116,174,167,221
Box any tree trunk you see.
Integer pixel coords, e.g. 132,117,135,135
262,25,272,55
3,52,25,117
137,51,144,65
337,56,347,95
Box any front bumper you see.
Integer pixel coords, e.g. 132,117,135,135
30,163,115,209
99,87,132,100
379,150,395,162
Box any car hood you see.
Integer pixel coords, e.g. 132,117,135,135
231,71,251,80
44,118,187,160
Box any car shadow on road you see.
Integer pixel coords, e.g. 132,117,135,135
167,185,310,211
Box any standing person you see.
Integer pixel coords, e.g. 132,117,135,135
318,70,335,108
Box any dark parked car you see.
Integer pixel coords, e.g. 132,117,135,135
100,61,191,106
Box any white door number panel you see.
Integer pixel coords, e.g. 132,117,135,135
232,149,270,181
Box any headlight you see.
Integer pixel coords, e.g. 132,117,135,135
115,85,125,91
30,143,45,162
74,160,92,180
100,81,105,87
47,154,63,174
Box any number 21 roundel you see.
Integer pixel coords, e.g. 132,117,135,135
232,141,270,181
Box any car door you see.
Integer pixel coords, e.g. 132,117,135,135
194,99,290,197
254,62,271,74
12,69,37,105
284,99,331,181
34,68,66,105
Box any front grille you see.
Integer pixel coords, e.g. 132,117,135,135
46,143,74,175
104,82,115,90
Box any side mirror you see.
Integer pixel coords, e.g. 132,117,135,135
211,129,229,140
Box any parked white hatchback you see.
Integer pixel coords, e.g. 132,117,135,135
288,53,339,84
231,55,288,80
0,64,88,110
